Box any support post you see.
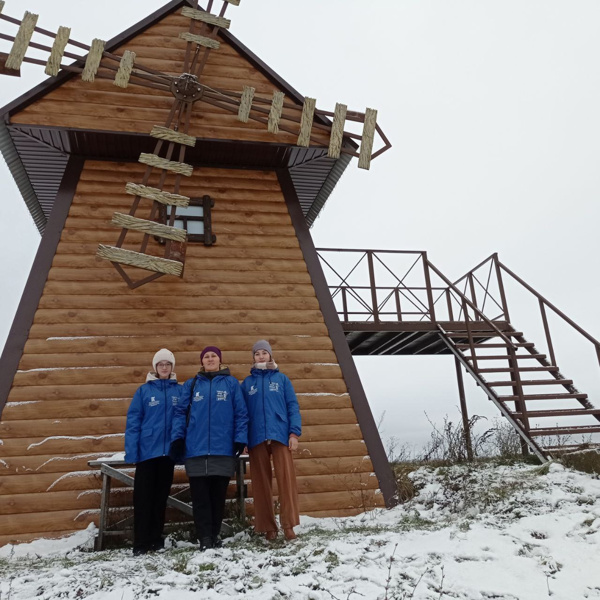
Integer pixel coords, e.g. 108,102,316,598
422,253,437,323
367,251,380,323
454,357,473,461
96,472,112,551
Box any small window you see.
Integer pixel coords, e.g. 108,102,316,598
157,195,216,246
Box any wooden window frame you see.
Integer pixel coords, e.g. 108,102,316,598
157,194,216,246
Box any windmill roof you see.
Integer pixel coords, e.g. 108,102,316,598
0,0,354,234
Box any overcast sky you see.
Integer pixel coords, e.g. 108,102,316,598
1,0,600,451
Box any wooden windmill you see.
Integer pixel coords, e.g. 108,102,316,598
0,0,395,545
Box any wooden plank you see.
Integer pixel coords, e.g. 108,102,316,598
96,245,183,276
17,349,335,368
61,230,301,247
65,208,292,225
77,176,284,193
0,509,96,537
3,398,129,422
179,31,220,50
22,332,331,353
298,424,362,442
12,363,342,386
0,488,128,516
138,153,193,177
248,473,378,497
277,456,373,476
0,451,128,475
26,321,328,339
37,294,319,311
297,490,382,513
181,7,231,29
31,308,324,325
6,379,348,403
0,435,126,459
5,11,38,71
358,108,378,170
150,126,196,147
125,183,191,207
0,472,100,495
0,417,126,439
51,255,306,271
294,440,368,459
42,280,312,296
45,267,312,283
0,437,366,460
111,213,187,242
64,219,296,237
297,97,316,147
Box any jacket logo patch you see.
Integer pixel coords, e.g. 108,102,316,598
193,393,204,402
269,382,279,392
148,397,160,407
216,390,228,401
171,396,179,405
248,385,257,396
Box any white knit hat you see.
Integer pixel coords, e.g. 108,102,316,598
152,348,175,371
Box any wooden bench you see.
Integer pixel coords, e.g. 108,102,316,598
88,457,249,550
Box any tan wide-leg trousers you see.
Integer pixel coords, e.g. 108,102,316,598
248,440,300,532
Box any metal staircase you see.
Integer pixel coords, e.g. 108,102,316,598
317,249,600,461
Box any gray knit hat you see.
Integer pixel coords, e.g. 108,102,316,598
252,339,272,359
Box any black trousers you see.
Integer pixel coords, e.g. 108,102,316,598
189,476,230,541
133,456,175,551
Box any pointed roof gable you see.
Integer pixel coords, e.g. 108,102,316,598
0,0,353,233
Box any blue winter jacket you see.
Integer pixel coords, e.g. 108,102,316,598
124,375,183,464
241,368,301,450
171,369,248,459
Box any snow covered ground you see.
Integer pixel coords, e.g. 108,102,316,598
1,460,599,599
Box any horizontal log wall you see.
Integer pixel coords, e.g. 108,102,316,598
11,11,330,147
0,160,383,544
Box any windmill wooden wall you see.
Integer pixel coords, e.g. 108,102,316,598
0,3,393,546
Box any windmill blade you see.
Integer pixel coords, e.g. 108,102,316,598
4,10,37,70
97,245,184,277
0,6,173,91
198,86,391,169
45,25,70,76
328,103,347,159
181,6,231,29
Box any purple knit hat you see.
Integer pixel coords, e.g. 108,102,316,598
201,346,222,362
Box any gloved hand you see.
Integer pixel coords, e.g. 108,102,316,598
169,438,185,461
234,442,246,458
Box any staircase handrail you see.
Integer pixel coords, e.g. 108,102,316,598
425,258,518,349
497,259,600,349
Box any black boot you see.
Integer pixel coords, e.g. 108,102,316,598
199,536,214,551
212,535,223,548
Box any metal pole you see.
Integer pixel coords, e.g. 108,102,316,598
493,254,511,323
367,251,380,323
454,357,474,461
422,252,437,323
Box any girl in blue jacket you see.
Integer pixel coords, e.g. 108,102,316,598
170,346,248,550
241,340,301,541
125,348,182,555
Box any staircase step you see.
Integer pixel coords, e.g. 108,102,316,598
513,408,600,418
487,379,573,387
543,442,600,453
477,366,559,373
455,343,534,350
464,354,546,361
447,331,523,338
530,425,600,437
500,393,588,401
